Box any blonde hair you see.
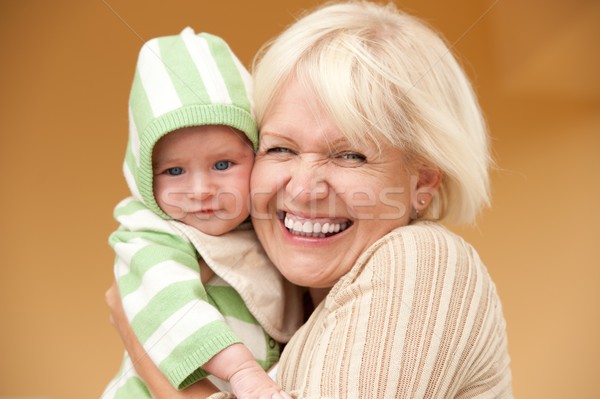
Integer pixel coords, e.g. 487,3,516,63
253,1,491,224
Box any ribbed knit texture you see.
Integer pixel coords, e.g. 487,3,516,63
101,198,281,399
279,222,512,398
102,28,283,399
208,222,513,398
124,27,257,218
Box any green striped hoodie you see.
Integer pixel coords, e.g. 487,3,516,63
102,28,289,399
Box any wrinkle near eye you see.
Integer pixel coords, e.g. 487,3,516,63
298,152,330,166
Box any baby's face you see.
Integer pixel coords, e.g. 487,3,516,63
153,125,254,236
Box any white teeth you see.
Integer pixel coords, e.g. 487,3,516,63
302,221,313,233
313,222,322,233
293,221,302,232
284,213,349,237
285,217,293,229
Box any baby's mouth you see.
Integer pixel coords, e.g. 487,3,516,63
280,211,352,238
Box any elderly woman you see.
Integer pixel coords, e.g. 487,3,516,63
107,1,512,398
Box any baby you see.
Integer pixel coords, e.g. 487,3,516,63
102,27,301,399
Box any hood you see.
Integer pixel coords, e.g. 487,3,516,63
122,27,257,218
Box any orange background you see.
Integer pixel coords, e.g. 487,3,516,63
1,1,598,398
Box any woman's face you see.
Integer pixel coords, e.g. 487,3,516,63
251,78,418,288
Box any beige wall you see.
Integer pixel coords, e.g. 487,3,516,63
1,1,598,398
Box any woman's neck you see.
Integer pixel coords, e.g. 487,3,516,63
309,287,330,307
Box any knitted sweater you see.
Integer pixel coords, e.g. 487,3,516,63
102,27,303,398
102,198,303,398
210,222,513,398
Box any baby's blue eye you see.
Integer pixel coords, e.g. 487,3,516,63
214,160,231,171
166,167,184,176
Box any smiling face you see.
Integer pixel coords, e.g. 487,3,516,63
153,125,254,236
251,78,420,288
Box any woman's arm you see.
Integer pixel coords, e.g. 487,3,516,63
105,282,225,399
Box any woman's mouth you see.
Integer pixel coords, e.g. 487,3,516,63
280,211,352,238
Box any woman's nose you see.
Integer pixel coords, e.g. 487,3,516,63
285,159,329,203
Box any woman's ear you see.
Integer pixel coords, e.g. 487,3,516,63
412,167,442,215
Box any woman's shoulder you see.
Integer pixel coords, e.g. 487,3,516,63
362,222,476,263
346,221,490,287
390,220,466,245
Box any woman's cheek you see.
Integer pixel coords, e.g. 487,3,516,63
250,160,276,216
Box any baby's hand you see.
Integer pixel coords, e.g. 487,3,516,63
229,360,292,399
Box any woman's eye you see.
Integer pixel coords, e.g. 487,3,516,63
266,147,292,154
214,160,232,171
166,167,184,176
338,152,366,162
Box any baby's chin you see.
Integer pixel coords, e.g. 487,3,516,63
182,211,250,236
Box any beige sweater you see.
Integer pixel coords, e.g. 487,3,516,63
213,222,513,398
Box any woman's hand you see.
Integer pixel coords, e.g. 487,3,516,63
104,282,130,346
105,282,220,398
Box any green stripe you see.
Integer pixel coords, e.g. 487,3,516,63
259,330,281,370
113,198,147,218
116,243,199,296
159,35,211,107
159,319,241,388
110,227,193,252
205,33,251,110
175,368,206,391
123,143,138,190
205,285,259,324
129,69,154,147
131,280,209,342
128,69,156,204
